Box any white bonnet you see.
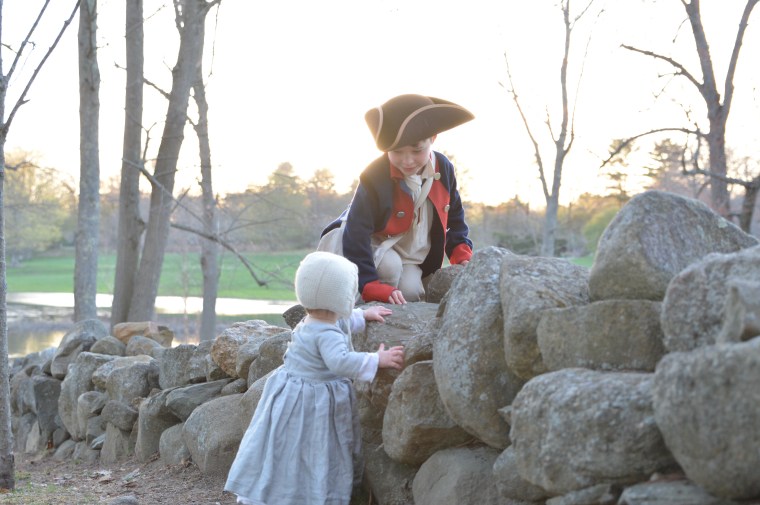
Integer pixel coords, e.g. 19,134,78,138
295,251,358,318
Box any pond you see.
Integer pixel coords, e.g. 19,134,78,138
6,293,295,359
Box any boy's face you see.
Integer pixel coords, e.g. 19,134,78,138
387,136,435,176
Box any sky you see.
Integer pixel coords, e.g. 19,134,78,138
3,0,760,207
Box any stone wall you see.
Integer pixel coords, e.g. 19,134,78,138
11,190,760,504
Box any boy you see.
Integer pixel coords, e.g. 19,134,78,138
319,93,474,304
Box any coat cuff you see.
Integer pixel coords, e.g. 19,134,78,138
361,280,396,303
449,243,473,265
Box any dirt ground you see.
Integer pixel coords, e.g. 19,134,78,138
2,452,238,505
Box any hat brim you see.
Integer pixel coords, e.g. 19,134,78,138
366,95,474,152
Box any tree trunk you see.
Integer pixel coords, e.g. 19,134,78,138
0,2,13,485
193,80,220,341
127,0,207,322
738,179,759,232
540,195,560,257
111,0,144,328
539,2,573,257
0,0,79,488
74,0,100,321
682,0,758,219
0,133,14,494
706,115,729,218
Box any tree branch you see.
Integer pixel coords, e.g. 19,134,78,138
621,44,702,91
2,0,80,137
500,51,549,200
6,0,51,81
122,156,205,229
599,127,701,168
722,0,760,118
123,156,271,287
169,222,268,287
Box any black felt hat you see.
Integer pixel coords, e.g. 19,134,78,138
365,94,474,152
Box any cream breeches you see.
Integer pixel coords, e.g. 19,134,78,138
376,248,426,302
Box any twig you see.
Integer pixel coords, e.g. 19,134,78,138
3,0,81,136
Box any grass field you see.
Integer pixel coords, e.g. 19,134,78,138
571,254,594,269
7,248,596,301
7,249,305,301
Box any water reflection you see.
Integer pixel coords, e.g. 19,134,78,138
6,297,293,359
8,328,65,358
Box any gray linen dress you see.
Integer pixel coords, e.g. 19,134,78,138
225,316,371,505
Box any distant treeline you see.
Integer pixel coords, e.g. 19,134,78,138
9,140,750,266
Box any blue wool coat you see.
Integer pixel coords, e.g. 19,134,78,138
321,151,472,293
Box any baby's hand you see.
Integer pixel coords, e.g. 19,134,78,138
364,305,393,323
377,343,404,370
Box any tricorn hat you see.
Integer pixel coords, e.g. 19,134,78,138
365,94,474,152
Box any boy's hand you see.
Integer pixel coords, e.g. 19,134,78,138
389,289,407,305
377,343,404,370
364,305,393,323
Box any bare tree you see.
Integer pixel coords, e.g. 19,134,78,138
127,0,220,322
619,0,759,219
74,0,100,321
111,0,145,328
192,74,220,341
502,0,599,257
0,0,80,488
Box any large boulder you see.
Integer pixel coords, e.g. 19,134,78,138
433,246,524,449
246,331,291,385
382,361,473,466
492,446,550,504
425,264,464,303
158,344,208,389
653,337,760,499
165,379,231,421
102,356,160,404
112,321,174,347
182,394,246,474
90,336,126,357
29,375,63,451
661,245,760,352
58,352,116,440
353,302,438,443
537,300,666,372
134,388,181,462
362,439,417,505
500,254,590,380
239,371,271,429
100,400,139,432
76,391,108,443
412,446,501,505
210,320,287,378
618,479,743,505
159,423,191,466
50,319,109,379
100,423,134,463
589,190,757,302
718,279,760,344
510,368,675,495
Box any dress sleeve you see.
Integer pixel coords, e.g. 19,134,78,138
349,308,366,333
355,353,379,382
317,327,372,380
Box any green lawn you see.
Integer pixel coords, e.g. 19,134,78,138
570,254,595,269
8,248,596,301
7,249,305,301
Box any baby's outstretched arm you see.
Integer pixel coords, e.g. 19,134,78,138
377,343,404,370
363,305,392,323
